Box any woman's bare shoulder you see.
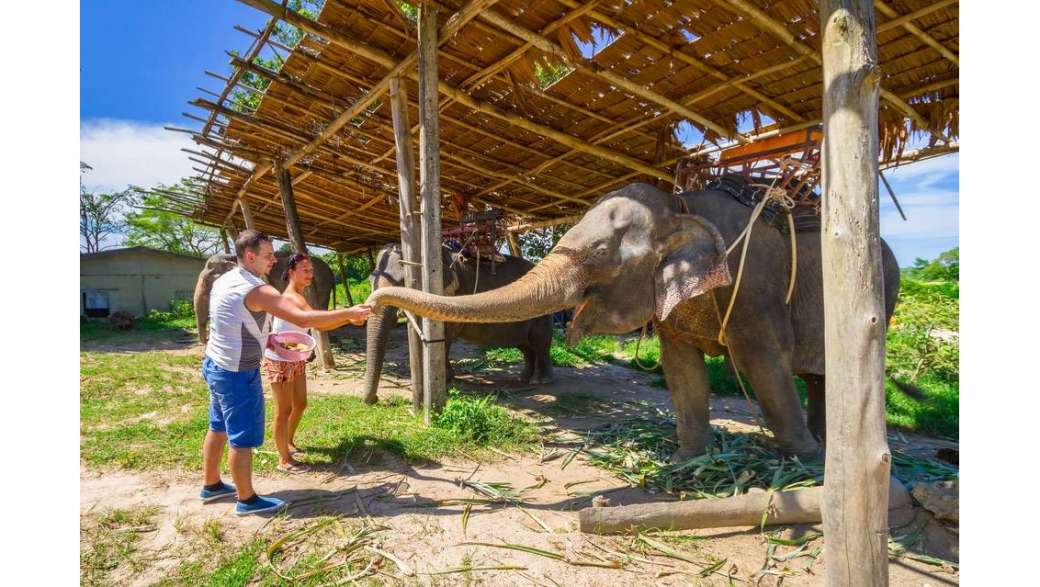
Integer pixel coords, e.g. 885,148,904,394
284,289,312,310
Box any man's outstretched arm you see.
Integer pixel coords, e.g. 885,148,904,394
246,285,370,329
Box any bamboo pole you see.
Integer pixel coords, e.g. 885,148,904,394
389,75,427,412
275,160,336,371
874,0,958,66
820,1,891,584
239,198,256,230
418,2,447,420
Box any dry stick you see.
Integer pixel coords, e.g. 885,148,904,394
879,169,908,221
579,478,910,534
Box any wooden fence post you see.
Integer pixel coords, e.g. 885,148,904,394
418,1,447,421
389,74,427,412
819,1,890,584
274,159,336,371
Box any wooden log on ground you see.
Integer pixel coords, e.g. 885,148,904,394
578,478,909,535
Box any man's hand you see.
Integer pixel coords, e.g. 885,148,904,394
345,304,372,326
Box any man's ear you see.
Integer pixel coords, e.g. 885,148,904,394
654,214,732,321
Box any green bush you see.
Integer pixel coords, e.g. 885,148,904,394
433,389,535,445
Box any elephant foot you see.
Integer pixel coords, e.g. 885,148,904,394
779,437,823,463
668,443,709,464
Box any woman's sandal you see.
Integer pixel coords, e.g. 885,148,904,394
277,462,310,474
289,446,306,458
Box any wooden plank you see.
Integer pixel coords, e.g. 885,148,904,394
389,75,427,412
819,1,891,584
275,160,336,371
418,2,447,420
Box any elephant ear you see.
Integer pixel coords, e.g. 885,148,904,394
654,214,732,321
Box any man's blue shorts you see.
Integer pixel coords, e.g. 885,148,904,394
202,356,265,449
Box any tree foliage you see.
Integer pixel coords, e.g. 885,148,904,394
518,225,572,261
80,162,134,253
906,247,959,282
123,179,224,258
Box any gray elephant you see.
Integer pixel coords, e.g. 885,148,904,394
193,251,335,344
368,182,902,461
363,243,554,404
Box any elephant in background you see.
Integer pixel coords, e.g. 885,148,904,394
368,182,902,461
363,243,554,404
193,251,335,344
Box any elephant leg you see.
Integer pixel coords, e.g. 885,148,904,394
519,347,535,383
801,374,826,445
728,338,820,459
659,332,712,461
532,344,555,384
444,338,455,382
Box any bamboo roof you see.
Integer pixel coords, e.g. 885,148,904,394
174,0,959,253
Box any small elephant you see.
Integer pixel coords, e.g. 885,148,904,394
368,182,903,461
363,243,554,404
193,251,335,344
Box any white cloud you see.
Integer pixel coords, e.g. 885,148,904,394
80,119,195,193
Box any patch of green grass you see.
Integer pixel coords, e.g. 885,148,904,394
81,350,536,472
81,315,194,344
81,505,160,586
433,389,538,446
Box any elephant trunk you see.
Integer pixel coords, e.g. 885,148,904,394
366,251,584,323
362,304,397,404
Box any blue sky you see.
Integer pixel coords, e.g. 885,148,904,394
80,2,958,266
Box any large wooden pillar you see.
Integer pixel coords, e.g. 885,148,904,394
819,1,890,584
274,159,336,371
389,75,426,412
417,2,446,421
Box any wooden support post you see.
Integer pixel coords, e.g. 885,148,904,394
417,2,447,421
220,227,231,254
819,2,891,585
389,75,427,412
239,198,256,230
506,232,522,258
335,253,355,307
274,160,336,371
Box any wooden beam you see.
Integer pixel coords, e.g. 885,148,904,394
877,0,958,33
418,2,447,419
235,0,672,184
389,75,426,411
717,0,931,132
558,0,806,124
477,9,744,143
820,1,890,584
239,198,256,230
875,0,959,66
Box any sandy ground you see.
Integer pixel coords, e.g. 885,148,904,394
81,325,959,585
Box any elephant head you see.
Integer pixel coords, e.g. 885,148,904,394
193,254,237,344
366,183,732,345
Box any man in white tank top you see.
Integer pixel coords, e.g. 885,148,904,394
200,230,371,515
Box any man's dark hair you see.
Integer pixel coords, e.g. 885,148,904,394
234,229,272,260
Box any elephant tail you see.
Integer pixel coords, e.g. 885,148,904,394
888,377,927,401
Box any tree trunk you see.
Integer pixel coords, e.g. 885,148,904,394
335,253,355,307
819,2,890,585
275,160,336,371
418,2,446,420
506,232,523,258
220,228,231,254
389,75,426,411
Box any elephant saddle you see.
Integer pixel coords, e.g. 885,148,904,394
695,174,821,233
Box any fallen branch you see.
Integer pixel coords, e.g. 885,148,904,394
579,477,909,534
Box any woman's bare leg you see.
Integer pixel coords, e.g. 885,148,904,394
271,379,295,466
287,373,308,453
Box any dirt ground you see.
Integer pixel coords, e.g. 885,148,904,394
81,325,959,585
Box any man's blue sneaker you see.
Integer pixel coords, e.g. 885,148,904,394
200,481,237,503
235,495,287,516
